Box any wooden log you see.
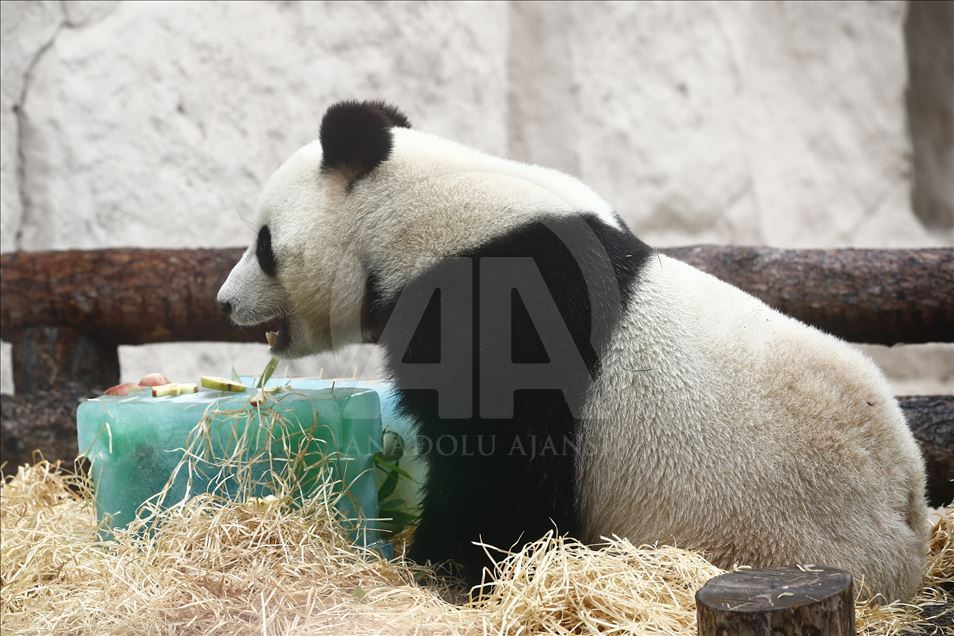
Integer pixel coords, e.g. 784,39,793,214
898,395,954,507
10,327,119,392
1,247,952,346
696,566,855,636
663,246,953,346
0,248,251,346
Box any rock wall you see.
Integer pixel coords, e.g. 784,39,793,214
1,0,951,395
906,0,954,231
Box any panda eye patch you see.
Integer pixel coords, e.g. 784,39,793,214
256,225,277,276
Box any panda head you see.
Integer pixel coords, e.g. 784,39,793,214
216,100,411,357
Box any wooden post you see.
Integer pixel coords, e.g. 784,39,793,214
696,566,855,636
0,384,91,473
10,327,119,393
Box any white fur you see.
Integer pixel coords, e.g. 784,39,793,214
219,140,366,355
220,125,929,600
222,129,622,352
217,247,287,325
577,255,928,600
351,129,622,298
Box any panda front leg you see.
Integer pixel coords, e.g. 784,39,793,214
405,422,510,587
404,414,581,589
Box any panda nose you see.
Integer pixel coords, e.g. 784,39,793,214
220,300,233,316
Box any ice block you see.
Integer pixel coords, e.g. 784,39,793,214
76,384,382,543
242,377,426,515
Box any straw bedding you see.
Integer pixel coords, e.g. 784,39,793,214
1,461,951,635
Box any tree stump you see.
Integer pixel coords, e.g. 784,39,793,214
696,566,855,636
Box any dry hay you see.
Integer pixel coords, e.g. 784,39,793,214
1,461,951,635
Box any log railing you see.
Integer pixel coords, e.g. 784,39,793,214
2,247,951,349
1,246,952,503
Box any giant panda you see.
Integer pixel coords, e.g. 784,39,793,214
217,100,929,601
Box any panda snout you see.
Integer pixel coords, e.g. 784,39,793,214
216,284,242,323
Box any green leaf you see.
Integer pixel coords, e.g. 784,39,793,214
351,586,367,602
230,366,241,383
372,456,414,481
378,470,399,501
258,357,279,389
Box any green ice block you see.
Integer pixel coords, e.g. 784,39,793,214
76,384,382,543
243,377,426,517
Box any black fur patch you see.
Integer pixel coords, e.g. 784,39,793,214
256,225,276,276
365,214,652,586
366,100,411,129
319,100,410,187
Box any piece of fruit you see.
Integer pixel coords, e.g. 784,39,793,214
249,385,285,406
243,495,282,513
151,383,200,397
151,383,180,397
200,376,247,392
138,373,170,387
105,383,144,396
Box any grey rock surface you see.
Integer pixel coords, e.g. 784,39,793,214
905,0,954,231
1,1,951,395
1,0,62,253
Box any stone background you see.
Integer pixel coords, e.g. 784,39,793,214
1,0,951,395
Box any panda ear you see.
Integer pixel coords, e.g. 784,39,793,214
367,100,412,129
319,100,411,185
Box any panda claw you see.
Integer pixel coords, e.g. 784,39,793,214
266,330,279,348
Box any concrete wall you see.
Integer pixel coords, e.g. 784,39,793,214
2,1,951,394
